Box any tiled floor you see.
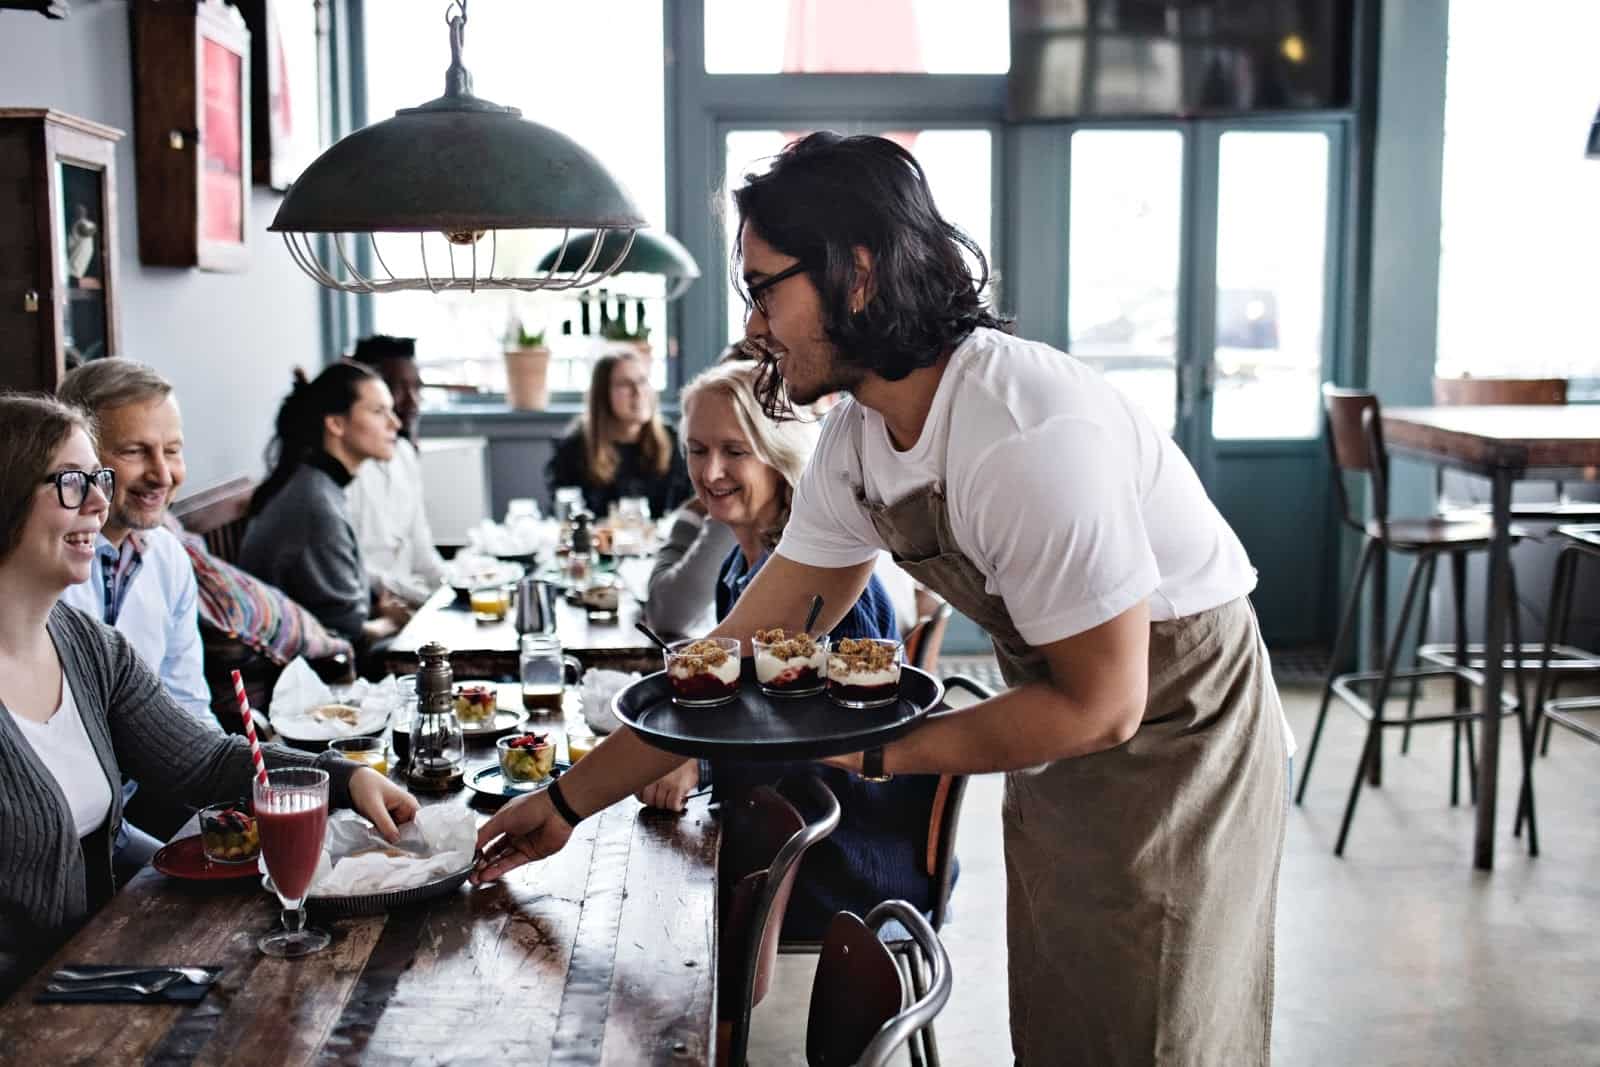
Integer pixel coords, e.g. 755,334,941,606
745,669,1600,1065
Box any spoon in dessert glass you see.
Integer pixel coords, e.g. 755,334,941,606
802,595,824,637
634,621,674,654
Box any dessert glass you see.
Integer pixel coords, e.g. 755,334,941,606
752,629,829,697
664,637,742,707
826,638,904,709
497,732,557,784
199,802,260,865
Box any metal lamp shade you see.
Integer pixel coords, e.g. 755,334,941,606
535,228,701,300
270,104,644,235
270,98,645,294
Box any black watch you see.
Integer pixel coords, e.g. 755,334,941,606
860,747,893,782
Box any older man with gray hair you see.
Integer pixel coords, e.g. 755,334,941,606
58,359,218,877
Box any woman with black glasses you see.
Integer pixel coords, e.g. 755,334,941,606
0,394,418,998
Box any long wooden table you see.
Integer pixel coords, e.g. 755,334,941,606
0,692,720,1065
386,562,660,680
1382,404,1600,869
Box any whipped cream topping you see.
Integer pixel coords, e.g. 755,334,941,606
755,646,828,683
828,661,900,688
670,653,741,686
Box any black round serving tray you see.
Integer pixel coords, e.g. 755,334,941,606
613,660,943,760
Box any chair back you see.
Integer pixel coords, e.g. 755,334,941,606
1433,376,1567,407
1322,385,1390,534
806,901,953,1067
170,476,257,563
902,600,953,674
721,775,841,1067
926,675,999,930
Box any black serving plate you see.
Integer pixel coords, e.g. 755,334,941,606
613,660,943,761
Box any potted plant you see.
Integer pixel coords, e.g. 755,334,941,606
504,324,551,410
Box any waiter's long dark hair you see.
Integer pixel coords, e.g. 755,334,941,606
249,361,379,517
732,132,1009,414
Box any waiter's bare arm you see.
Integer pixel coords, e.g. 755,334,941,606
865,600,1150,775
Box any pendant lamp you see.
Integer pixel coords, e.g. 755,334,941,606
268,0,644,293
534,228,701,300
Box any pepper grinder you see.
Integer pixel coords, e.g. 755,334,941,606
406,641,464,791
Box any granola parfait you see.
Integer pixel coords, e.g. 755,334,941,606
752,628,829,696
826,637,903,709
665,637,743,706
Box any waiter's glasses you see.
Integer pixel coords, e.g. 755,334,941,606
45,468,116,508
744,262,808,319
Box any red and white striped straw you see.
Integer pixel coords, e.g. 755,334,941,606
231,669,268,786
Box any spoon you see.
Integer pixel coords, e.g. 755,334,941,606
53,965,217,985
47,973,184,996
802,595,824,637
634,621,674,654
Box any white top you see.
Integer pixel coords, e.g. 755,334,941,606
59,525,216,728
777,327,1259,647
347,436,447,607
13,678,113,837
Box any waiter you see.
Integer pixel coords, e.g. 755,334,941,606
476,132,1289,1065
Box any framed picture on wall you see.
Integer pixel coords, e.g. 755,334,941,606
131,0,251,272
239,0,325,191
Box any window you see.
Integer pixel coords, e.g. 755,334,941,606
362,1,667,397
1437,1,1600,382
704,0,1009,75
722,128,994,345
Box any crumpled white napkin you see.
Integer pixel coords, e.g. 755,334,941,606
580,669,640,735
267,660,398,741
307,805,477,896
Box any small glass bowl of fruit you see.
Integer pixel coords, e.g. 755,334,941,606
453,683,499,726
497,731,556,785
199,803,260,865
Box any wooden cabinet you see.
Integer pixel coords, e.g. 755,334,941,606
0,109,124,393
130,0,251,271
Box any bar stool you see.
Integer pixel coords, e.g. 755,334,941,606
1515,525,1600,857
1295,386,1534,856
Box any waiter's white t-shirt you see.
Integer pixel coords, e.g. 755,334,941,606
777,327,1259,647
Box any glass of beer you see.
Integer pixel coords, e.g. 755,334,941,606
519,633,582,712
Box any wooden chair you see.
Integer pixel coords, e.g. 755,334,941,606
805,901,953,1067
1297,386,1534,855
902,600,953,675
1515,525,1600,855
720,775,841,1067
169,475,256,563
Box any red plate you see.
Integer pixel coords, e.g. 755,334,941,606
152,835,261,881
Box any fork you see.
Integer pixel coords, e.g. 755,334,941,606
53,965,216,984
46,973,184,996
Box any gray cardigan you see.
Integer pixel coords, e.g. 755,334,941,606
644,508,736,638
238,461,369,642
0,604,359,996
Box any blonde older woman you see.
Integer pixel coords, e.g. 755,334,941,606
494,361,940,940
0,394,417,996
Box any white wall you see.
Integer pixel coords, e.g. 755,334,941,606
0,3,324,491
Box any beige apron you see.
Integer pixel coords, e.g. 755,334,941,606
851,412,1287,1065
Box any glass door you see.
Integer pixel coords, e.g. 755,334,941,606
1064,118,1346,645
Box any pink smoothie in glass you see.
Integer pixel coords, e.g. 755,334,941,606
257,794,328,901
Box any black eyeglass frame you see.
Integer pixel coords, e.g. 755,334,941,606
44,468,116,509
743,262,808,318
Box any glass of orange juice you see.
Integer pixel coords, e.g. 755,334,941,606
470,586,508,622
329,736,388,775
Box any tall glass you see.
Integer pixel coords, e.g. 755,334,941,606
254,767,331,958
